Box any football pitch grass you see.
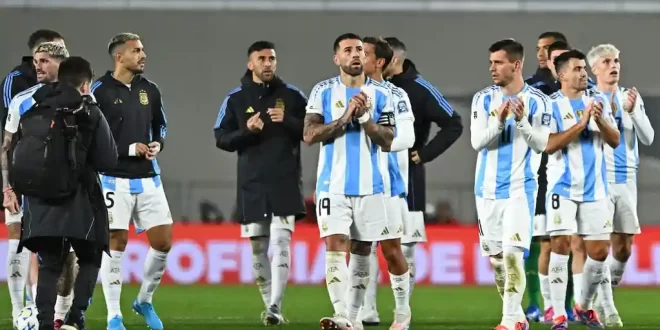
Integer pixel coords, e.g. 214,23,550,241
2,285,659,329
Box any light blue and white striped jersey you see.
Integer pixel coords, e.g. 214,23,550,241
472,84,551,199
4,83,43,133
381,81,414,197
547,90,615,202
601,87,655,184
307,76,394,196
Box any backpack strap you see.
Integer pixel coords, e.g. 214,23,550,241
60,111,79,170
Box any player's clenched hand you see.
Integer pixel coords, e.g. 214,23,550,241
592,100,604,120
352,92,369,117
268,108,284,122
247,113,264,132
2,189,19,214
510,98,525,122
146,141,161,160
411,150,421,164
624,87,638,113
497,99,511,123
135,143,150,157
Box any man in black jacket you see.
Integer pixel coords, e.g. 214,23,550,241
383,36,463,296
93,33,170,330
214,40,307,326
12,56,118,330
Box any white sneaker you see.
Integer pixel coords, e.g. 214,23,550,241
358,306,380,326
389,310,411,330
605,314,623,328
263,305,288,326
320,314,353,330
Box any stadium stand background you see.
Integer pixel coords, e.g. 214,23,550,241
1,0,659,224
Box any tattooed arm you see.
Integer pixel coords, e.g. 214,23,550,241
360,113,395,148
1,132,11,189
303,113,349,145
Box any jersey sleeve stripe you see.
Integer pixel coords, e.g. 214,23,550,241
213,87,241,129
414,77,454,115
90,81,103,94
285,84,308,101
3,71,20,108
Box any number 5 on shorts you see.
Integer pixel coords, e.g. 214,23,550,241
551,194,560,209
105,191,115,209
318,197,330,216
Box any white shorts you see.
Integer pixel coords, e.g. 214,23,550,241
532,215,548,237
546,193,612,237
4,209,22,225
383,196,405,240
402,211,426,244
475,193,535,256
240,215,295,238
316,191,391,242
607,181,640,235
100,175,173,232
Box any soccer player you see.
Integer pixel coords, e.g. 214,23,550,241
1,42,73,329
378,37,462,322
1,29,66,313
94,33,171,330
358,36,415,327
214,40,308,325
471,39,551,330
304,33,411,330
545,49,620,330
587,44,654,327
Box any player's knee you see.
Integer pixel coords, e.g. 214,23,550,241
250,236,269,255
7,222,22,239
109,230,129,251
350,241,372,256
549,232,572,254
324,234,349,252
584,238,610,261
611,233,633,262
401,243,415,260
570,236,585,254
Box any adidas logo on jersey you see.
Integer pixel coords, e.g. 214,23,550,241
381,227,390,235
412,230,422,238
563,112,574,120
335,100,344,108
510,233,522,242
246,106,255,113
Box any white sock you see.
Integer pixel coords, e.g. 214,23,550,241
347,253,370,321
401,243,416,297
269,229,291,310
25,254,34,305
101,250,124,320
597,263,618,316
389,271,411,322
539,274,552,310
362,242,379,311
250,238,272,309
54,293,73,320
326,251,349,317
490,257,505,298
572,273,583,307
549,252,570,318
580,257,606,310
502,247,526,326
7,239,29,315
137,248,168,304
608,257,626,287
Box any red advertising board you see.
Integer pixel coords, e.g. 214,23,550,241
1,224,659,285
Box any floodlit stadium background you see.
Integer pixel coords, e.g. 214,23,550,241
1,2,660,329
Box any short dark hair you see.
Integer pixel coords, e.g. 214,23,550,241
108,32,141,55
58,56,93,88
363,37,394,69
553,49,586,73
27,29,64,50
247,41,275,57
547,40,571,58
538,32,567,43
384,37,406,52
488,39,524,62
333,33,361,52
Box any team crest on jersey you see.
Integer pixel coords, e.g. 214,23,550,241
611,100,618,113
576,110,584,119
396,100,408,113
139,90,149,105
275,98,285,111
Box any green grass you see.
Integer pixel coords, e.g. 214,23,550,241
2,285,660,329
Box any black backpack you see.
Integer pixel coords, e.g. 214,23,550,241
9,98,91,201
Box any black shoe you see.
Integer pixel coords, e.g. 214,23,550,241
63,311,87,330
